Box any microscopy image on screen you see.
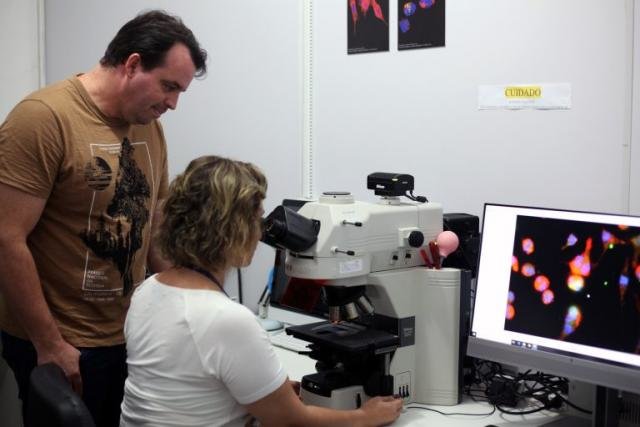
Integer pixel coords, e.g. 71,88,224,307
505,215,640,355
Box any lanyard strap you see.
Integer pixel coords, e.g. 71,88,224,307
188,265,229,297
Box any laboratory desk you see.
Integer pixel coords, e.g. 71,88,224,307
273,346,572,427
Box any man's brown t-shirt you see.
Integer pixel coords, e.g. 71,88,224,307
0,76,169,347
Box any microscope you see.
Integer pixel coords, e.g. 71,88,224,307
262,173,471,409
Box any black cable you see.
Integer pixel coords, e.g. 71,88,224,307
257,281,269,305
405,404,497,417
236,268,243,304
556,394,592,414
496,403,548,415
466,357,584,417
405,190,428,203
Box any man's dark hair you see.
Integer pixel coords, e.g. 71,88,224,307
100,10,207,77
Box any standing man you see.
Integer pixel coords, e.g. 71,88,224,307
0,10,207,426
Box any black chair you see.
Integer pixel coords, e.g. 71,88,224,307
27,363,95,427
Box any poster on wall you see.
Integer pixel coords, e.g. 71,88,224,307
348,0,389,54
398,0,445,51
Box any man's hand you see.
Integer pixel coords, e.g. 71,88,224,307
37,339,82,395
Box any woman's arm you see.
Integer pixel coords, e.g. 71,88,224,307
245,378,402,427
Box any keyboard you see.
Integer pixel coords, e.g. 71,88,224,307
269,331,311,353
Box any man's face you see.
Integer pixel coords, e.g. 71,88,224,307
122,43,196,125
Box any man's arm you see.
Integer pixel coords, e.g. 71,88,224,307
0,183,82,393
146,199,171,274
245,378,403,427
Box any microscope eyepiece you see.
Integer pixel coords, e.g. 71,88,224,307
261,205,320,253
263,217,286,239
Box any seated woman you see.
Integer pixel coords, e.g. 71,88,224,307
119,155,402,427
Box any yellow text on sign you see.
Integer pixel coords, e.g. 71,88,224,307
504,86,542,99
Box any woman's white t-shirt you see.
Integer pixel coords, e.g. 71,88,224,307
120,275,287,426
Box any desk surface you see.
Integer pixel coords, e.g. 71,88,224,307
272,346,576,427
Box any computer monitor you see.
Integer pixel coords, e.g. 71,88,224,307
467,203,640,423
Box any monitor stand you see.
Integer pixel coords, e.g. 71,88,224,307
543,386,620,427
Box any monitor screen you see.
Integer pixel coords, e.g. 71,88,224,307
467,204,640,395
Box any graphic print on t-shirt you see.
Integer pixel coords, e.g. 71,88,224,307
83,156,113,191
80,138,155,299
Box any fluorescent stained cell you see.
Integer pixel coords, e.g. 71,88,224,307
618,224,629,231
620,274,629,286
419,0,435,8
601,229,620,251
359,0,371,13
534,275,550,292
399,18,410,33
521,263,535,277
508,290,515,303
541,289,554,305
350,0,359,32
567,275,584,292
620,274,629,301
561,305,583,338
506,304,515,320
371,0,387,23
565,233,578,247
352,0,387,31
635,265,640,281
512,255,519,272
522,237,535,255
569,238,592,277
569,255,591,276
403,2,417,16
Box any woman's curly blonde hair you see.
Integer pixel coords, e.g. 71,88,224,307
157,155,267,272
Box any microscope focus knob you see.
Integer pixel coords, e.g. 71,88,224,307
408,231,424,248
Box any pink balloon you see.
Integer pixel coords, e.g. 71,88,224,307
436,231,459,257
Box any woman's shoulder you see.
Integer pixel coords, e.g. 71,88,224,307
187,293,257,328
130,274,161,299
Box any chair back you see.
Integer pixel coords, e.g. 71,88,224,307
27,363,96,427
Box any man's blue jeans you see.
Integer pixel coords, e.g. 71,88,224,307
1,331,127,427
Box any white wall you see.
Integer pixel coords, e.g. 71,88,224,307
0,0,41,119
0,1,41,424
632,1,640,215
311,0,634,218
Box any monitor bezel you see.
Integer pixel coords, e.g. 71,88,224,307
467,203,640,395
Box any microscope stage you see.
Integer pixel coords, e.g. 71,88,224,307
286,321,399,354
